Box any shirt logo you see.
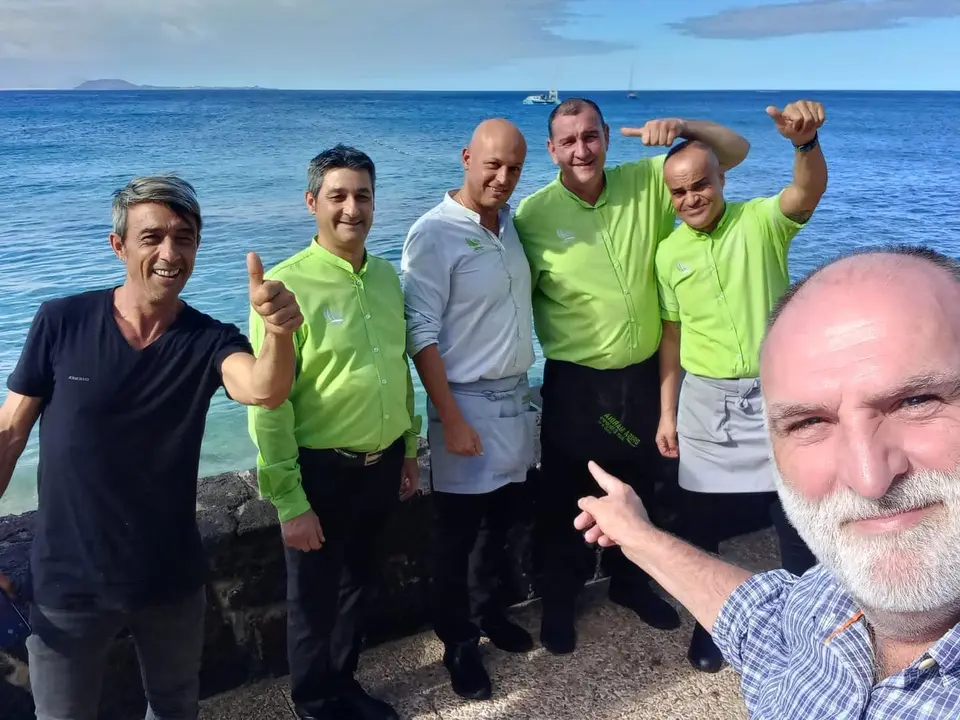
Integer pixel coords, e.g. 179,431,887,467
556,229,575,244
323,307,344,325
677,262,691,273
465,237,484,253
67,375,90,382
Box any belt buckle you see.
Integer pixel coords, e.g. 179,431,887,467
363,451,383,466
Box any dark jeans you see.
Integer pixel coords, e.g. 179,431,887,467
535,356,666,612
679,488,817,577
431,483,518,646
285,440,403,715
27,588,206,720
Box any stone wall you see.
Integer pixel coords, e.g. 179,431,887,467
0,420,683,720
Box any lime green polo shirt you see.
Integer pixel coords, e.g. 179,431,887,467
247,240,422,522
655,194,805,379
514,155,676,370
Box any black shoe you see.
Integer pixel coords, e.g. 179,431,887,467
480,615,534,653
608,584,682,631
539,603,576,655
338,682,399,720
443,640,492,701
687,623,724,673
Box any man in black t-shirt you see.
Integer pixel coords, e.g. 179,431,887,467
0,174,303,720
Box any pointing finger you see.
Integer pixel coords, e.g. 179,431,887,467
620,127,644,137
587,460,623,495
765,106,783,124
247,252,265,291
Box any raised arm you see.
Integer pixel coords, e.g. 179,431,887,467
622,119,751,172
221,252,302,409
767,100,828,223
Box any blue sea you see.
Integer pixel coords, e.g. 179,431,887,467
1,89,959,516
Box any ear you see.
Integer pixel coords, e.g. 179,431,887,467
603,123,610,150
461,146,470,171
108,232,125,260
305,191,316,216
719,172,726,190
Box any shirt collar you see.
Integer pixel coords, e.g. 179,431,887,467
308,237,368,276
554,170,608,209
442,190,511,226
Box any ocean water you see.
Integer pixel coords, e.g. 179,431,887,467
1,89,959,516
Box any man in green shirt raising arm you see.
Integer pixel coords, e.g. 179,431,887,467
248,145,422,720
654,100,828,673
513,98,750,654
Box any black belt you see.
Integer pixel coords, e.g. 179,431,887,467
331,448,385,466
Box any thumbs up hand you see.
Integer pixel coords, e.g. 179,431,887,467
766,100,825,145
248,252,303,336
573,461,651,548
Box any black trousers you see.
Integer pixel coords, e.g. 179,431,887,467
431,483,518,646
535,356,666,611
679,488,817,577
285,440,403,714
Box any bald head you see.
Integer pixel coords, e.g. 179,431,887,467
663,140,725,231
461,118,527,212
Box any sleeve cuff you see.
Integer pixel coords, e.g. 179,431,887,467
661,309,681,322
263,481,312,523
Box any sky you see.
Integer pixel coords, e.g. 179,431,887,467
1,0,958,91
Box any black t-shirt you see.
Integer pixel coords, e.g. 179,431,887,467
6,288,253,611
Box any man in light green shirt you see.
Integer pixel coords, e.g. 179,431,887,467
513,97,751,655
655,100,828,674
248,145,421,720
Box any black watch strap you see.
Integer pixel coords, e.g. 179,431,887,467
794,133,819,153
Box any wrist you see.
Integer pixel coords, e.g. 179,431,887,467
792,132,819,151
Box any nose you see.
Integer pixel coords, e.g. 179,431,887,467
158,237,181,263
342,196,359,218
495,166,509,186
836,419,910,500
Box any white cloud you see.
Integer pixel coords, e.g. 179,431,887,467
0,0,630,88
670,0,960,40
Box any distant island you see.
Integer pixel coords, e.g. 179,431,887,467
73,79,267,91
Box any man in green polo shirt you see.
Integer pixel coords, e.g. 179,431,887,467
513,97,751,655
654,100,828,673
248,144,422,720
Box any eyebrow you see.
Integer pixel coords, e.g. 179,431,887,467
766,370,960,429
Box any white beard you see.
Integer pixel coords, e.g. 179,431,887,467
774,466,960,616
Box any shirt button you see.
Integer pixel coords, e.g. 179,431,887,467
623,289,630,295
365,314,371,320
918,656,938,671
718,294,724,300
373,347,379,353
381,379,387,385
384,413,390,419
629,318,636,324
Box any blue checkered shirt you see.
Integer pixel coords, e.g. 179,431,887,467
712,565,960,718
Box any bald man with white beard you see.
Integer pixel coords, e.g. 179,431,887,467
572,244,960,718
401,119,536,701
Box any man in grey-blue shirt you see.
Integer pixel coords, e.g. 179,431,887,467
401,118,536,702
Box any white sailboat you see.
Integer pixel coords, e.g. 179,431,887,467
523,87,560,105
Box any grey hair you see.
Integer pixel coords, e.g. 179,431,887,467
307,144,376,197
111,174,202,243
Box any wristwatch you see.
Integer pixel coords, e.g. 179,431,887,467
794,133,819,153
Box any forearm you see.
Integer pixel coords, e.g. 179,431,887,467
412,344,462,425
659,321,682,419
0,393,41,501
786,141,827,219
621,522,753,633
247,332,296,409
680,119,751,171
0,432,27,501
247,402,310,522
